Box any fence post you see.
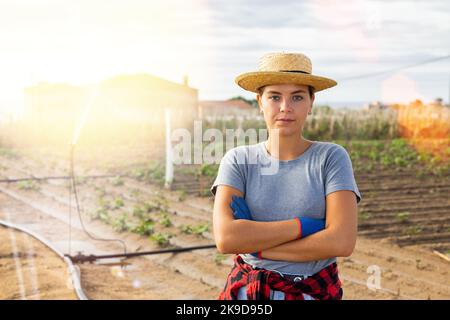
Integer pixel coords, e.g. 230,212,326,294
164,108,174,189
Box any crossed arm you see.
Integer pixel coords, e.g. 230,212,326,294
212,185,358,262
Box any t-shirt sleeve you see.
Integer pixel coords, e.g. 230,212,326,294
324,145,362,204
210,148,246,197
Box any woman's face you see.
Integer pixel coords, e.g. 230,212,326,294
257,84,314,137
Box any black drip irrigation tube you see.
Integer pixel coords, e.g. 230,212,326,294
0,219,89,300
67,244,217,263
0,174,126,184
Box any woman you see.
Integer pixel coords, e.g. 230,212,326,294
210,52,361,300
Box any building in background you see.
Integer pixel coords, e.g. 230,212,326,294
24,74,198,126
198,99,258,120
363,100,388,111
22,74,198,146
98,74,198,128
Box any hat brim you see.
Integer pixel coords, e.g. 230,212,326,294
235,71,337,93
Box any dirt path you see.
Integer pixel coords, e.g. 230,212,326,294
0,191,219,300
0,226,77,300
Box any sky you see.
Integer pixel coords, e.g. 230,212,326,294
0,0,449,116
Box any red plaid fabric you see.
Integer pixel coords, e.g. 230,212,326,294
218,255,343,300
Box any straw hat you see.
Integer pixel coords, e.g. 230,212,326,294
235,52,337,93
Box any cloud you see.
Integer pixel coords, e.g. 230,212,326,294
0,0,448,106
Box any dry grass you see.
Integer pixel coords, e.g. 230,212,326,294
392,100,450,161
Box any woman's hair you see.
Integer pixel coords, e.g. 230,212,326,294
258,85,315,98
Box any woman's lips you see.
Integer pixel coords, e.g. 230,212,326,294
276,119,294,123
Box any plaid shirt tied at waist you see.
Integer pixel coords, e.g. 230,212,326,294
218,255,343,300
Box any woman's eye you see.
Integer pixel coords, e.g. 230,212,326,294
269,96,280,101
293,95,303,101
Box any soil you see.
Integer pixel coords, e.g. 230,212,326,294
0,226,77,300
0,147,449,300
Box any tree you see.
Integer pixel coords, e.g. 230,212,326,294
229,96,258,108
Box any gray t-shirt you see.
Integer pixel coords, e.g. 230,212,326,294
210,140,362,276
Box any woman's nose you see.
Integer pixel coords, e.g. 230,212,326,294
279,99,292,112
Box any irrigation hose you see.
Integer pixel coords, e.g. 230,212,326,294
67,244,217,263
0,174,127,184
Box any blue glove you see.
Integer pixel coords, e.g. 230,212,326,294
230,196,259,257
229,196,325,258
248,218,324,259
299,217,325,238
230,195,252,220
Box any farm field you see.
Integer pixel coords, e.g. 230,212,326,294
1,0,450,303
0,135,449,300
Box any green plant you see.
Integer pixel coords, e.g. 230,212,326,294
381,154,393,166
132,205,145,219
178,190,187,202
200,188,212,197
17,180,40,191
366,190,377,198
111,176,124,186
180,223,209,235
417,152,431,163
130,188,141,198
396,212,410,222
214,253,227,266
133,220,154,236
146,161,165,183
143,196,169,214
415,170,426,179
153,194,169,213
349,150,361,161
0,148,19,159
150,232,171,247
304,108,399,141
97,197,110,210
432,163,450,176
142,201,158,213
91,208,111,223
95,186,106,198
130,168,146,180
129,161,165,184
75,176,87,185
159,213,172,228
113,197,124,209
112,213,132,232
358,211,371,223
200,164,219,177
406,225,422,236
394,156,407,167
430,155,442,166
